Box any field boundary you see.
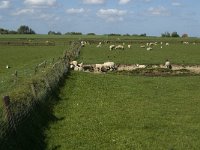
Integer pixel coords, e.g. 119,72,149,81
0,41,81,148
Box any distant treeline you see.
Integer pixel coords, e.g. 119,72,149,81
0,25,36,34
1,25,189,38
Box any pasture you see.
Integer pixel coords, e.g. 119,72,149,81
45,72,200,149
0,34,71,104
78,41,200,65
1,35,200,149
45,37,200,149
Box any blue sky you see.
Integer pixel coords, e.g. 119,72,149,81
0,0,200,37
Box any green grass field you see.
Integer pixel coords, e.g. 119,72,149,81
0,35,71,103
45,72,200,150
1,35,200,149
0,45,68,96
78,43,200,65
44,36,200,149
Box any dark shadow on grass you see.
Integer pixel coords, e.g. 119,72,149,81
0,72,71,150
51,145,61,150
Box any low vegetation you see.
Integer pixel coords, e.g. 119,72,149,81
79,43,200,65
45,71,200,149
1,35,200,149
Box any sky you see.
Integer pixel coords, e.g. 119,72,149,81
0,0,200,37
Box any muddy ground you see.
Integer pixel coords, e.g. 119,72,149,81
82,64,200,76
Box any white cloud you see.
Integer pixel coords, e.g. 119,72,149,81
66,8,88,14
119,0,130,5
12,8,35,16
172,2,181,6
97,9,127,22
37,13,60,21
147,6,170,16
0,1,10,9
12,8,60,22
83,0,105,4
143,0,151,2
24,0,57,7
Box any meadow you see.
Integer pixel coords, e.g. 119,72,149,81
45,37,200,149
1,35,200,149
0,34,71,97
78,42,200,65
45,72,200,150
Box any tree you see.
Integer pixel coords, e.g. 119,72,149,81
161,32,170,37
17,25,36,34
140,33,146,37
182,33,189,38
87,33,96,35
65,32,82,35
0,28,9,34
123,33,130,36
48,31,62,35
48,31,55,35
171,32,179,37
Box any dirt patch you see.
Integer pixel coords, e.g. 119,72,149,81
82,64,200,76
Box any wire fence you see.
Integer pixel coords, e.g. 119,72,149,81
0,41,81,149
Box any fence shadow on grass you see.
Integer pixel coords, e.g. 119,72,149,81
0,73,69,150
0,41,81,150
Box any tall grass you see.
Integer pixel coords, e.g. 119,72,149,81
45,72,200,150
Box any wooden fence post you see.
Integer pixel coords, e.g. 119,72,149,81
31,83,37,99
2,96,16,130
34,66,38,75
44,60,47,68
44,78,51,91
13,70,18,84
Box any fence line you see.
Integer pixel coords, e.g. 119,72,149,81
0,41,82,148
